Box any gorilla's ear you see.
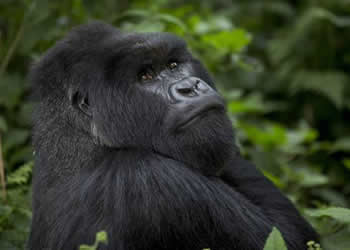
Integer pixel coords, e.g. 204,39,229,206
69,89,92,117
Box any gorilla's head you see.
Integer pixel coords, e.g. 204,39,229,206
31,22,236,175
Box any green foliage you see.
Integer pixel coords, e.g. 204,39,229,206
7,162,33,186
307,240,323,250
79,231,108,250
262,228,323,250
307,207,350,224
0,0,349,249
0,161,32,249
263,227,287,250
290,71,347,108
201,29,252,54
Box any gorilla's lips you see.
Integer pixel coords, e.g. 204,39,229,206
176,99,225,131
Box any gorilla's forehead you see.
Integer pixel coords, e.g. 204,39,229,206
130,32,186,50
104,32,188,59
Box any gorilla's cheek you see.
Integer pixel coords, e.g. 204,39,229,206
92,89,169,148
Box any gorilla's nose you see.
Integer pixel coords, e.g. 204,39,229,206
170,77,212,101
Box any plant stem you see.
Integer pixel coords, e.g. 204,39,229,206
0,16,25,77
0,134,7,201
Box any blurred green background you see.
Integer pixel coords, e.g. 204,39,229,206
1,0,350,249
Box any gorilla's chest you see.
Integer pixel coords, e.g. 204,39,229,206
40,153,260,250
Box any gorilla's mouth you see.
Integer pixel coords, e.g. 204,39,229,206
176,102,225,131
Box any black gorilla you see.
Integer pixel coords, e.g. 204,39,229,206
28,22,318,250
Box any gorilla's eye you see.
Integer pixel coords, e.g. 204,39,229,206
168,62,178,70
139,68,154,81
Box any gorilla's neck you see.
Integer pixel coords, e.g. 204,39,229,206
34,127,235,186
33,104,237,185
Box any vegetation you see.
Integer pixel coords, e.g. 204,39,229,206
1,0,350,249
79,231,108,250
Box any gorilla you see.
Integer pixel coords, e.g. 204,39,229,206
28,21,318,250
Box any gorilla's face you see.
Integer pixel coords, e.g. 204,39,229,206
61,25,235,174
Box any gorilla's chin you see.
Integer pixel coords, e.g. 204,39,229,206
157,112,236,175
175,107,225,132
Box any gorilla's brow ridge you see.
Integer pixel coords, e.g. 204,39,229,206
128,33,187,57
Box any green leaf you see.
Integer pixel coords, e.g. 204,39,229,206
228,93,282,114
201,29,252,53
262,171,284,189
298,169,328,187
343,159,350,170
332,138,350,152
290,71,348,108
96,231,108,244
79,244,94,250
0,116,7,132
0,74,26,109
307,207,350,224
228,93,265,114
3,129,29,153
310,7,350,27
7,162,33,186
156,14,186,30
78,231,108,250
122,20,165,33
321,228,350,250
281,123,318,154
192,15,232,34
263,227,288,250
238,122,287,150
121,9,151,18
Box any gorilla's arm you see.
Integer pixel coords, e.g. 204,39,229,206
220,156,319,248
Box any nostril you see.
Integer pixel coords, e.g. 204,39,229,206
176,87,195,96
170,77,212,101
177,87,193,95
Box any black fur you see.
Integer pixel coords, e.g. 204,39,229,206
28,21,318,250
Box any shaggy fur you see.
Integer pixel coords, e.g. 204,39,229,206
28,21,318,250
